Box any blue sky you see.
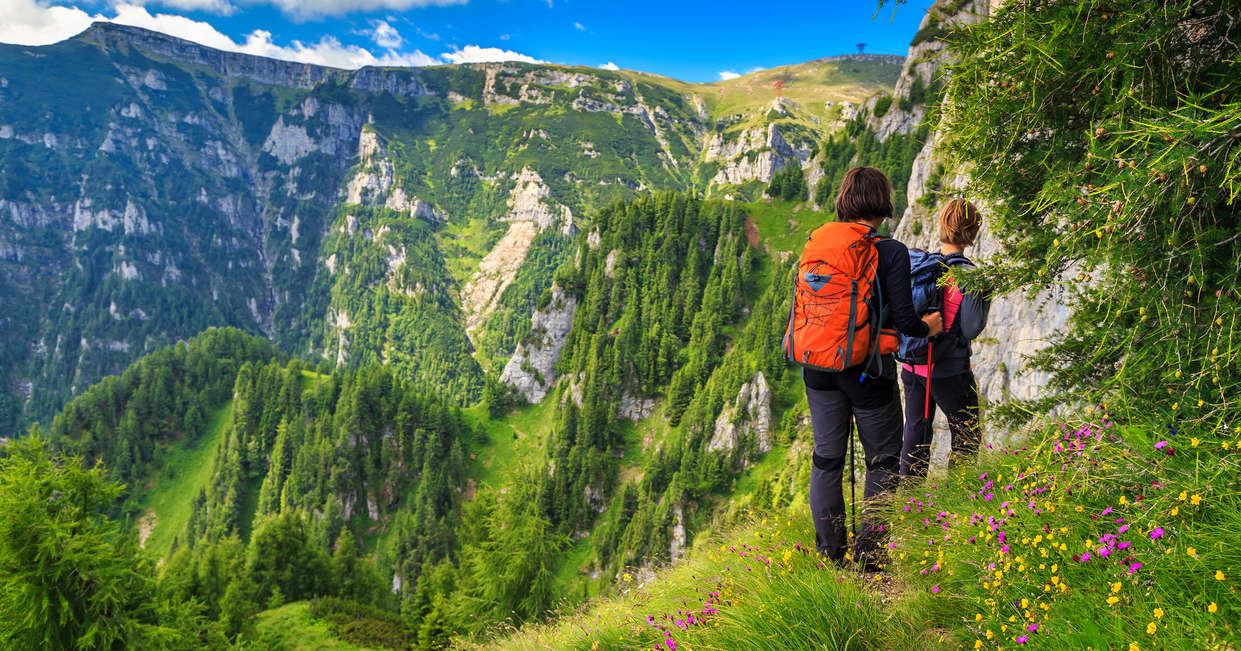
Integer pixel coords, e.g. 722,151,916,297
1,0,930,82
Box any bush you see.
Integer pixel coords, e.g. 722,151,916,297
872,94,894,118
939,0,1241,426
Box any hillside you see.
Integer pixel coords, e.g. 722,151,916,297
15,0,1236,647
0,8,934,650
0,22,901,433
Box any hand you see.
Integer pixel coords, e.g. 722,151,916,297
922,311,944,337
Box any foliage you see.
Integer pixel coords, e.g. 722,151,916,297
765,163,808,202
937,0,1241,426
308,597,411,650
887,410,1241,648
872,94,894,118
814,124,929,220
0,436,223,649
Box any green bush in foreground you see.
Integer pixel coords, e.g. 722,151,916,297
0,436,225,649
936,0,1241,427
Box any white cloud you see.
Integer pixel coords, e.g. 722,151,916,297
368,19,402,48
152,0,236,15
573,21,585,31
0,0,103,46
441,45,543,64
718,70,741,81
0,2,542,70
498,33,510,40
599,61,619,71
256,0,467,20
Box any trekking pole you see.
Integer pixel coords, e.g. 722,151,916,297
849,414,857,540
924,340,934,422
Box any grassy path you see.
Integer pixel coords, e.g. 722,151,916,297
135,400,233,559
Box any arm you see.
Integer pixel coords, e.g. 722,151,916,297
879,240,931,338
955,292,991,340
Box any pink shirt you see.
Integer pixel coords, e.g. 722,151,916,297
902,280,963,378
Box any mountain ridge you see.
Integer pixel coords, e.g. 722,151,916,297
69,21,902,89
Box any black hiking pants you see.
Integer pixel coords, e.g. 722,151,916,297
804,355,903,562
899,369,981,478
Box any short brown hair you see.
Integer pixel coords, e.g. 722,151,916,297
938,199,983,246
834,166,893,223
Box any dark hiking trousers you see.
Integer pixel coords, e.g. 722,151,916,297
804,356,903,562
900,369,982,478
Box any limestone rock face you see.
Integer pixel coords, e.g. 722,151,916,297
461,168,575,341
617,392,657,421
887,0,1068,459
499,285,578,403
344,129,445,223
870,0,990,142
706,122,815,187
708,371,774,456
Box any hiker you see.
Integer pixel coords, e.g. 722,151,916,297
784,166,942,569
899,199,991,479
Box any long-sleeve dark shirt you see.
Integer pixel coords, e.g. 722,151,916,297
802,232,928,400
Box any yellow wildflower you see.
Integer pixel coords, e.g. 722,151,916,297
1107,596,1120,606
1171,506,1179,516
1129,644,1140,651
1191,437,1200,447
1147,622,1156,635
974,641,983,650
1191,494,1202,505
1216,570,1226,581
1178,491,1187,501
1111,582,1122,593
1153,608,1163,619
1208,602,1218,613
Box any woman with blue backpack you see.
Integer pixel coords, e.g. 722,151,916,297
898,199,992,478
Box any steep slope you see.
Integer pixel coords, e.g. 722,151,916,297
0,23,901,431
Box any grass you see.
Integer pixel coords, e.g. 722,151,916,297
475,407,1241,650
253,602,381,651
439,215,507,288
134,401,232,558
612,57,900,124
743,199,829,255
464,398,557,488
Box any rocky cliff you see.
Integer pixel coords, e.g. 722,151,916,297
886,0,1070,457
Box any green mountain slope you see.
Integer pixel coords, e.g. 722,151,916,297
0,23,901,432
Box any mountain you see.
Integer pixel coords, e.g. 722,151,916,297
0,22,901,433
0,17,939,649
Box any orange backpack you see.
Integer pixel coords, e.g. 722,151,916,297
782,221,898,374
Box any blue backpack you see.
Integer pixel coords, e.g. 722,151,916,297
897,249,951,364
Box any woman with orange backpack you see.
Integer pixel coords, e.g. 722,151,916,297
783,166,943,569
899,199,991,479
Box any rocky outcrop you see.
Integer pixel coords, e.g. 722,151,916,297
870,0,990,141
707,371,774,456
706,121,815,187
617,392,657,420
461,168,574,340
499,285,577,403
344,129,445,223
